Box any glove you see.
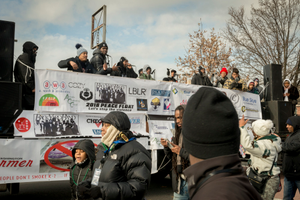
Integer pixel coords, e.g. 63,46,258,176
229,82,238,89
88,186,102,199
77,180,91,199
236,83,243,89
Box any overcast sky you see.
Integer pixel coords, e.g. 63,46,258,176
1,0,259,81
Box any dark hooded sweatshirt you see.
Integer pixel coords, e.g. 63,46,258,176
93,111,151,200
14,41,38,109
191,68,212,86
112,61,138,78
282,116,300,180
70,139,96,200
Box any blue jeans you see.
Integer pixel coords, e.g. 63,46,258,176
173,179,189,200
283,177,300,200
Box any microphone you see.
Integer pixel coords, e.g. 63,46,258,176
167,68,170,76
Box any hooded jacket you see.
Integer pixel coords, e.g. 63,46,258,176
282,79,299,102
240,127,281,176
183,154,262,200
191,68,212,86
282,116,300,179
112,60,138,78
93,111,151,200
90,48,111,75
70,139,96,200
14,41,38,97
247,80,259,94
58,56,95,73
139,65,154,80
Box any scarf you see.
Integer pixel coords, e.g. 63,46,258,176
101,125,120,147
284,87,290,102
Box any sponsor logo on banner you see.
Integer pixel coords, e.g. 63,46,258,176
129,88,146,96
180,100,187,105
15,117,31,132
163,99,171,111
151,89,171,97
151,98,161,110
92,129,102,135
39,94,59,106
241,106,259,113
172,88,178,94
172,88,193,96
80,88,93,101
137,99,148,111
241,106,246,112
87,119,102,128
89,83,133,112
230,94,240,104
43,141,97,172
130,117,141,124
242,96,257,105
44,81,67,90
0,158,33,168
154,125,168,129
64,94,80,107
68,82,85,89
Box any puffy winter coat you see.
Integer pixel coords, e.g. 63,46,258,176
93,112,151,200
240,127,281,176
70,139,96,200
90,48,113,75
58,56,95,73
282,116,300,179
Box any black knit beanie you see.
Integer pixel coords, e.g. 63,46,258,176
182,87,240,159
98,42,108,49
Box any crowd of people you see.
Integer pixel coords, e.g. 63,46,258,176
12,41,300,200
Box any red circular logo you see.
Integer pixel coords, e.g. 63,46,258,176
15,117,31,132
44,140,98,171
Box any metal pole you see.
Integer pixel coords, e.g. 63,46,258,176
91,15,94,49
103,5,107,42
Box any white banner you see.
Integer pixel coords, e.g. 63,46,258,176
34,69,262,119
14,111,148,138
0,137,150,184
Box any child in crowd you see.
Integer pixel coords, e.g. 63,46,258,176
247,80,259,94
70,139,95,200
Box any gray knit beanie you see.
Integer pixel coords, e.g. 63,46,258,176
75,44,87,57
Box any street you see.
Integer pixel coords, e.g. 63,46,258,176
0,175,173,200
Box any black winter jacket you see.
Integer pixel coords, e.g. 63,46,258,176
70,139,96,200
163,137,189,193
93,111,151,200
58,56,95,73
191,73,212,86
90,48,113,75
112,61,138,78
282,85,299,102
282,116,300,180
14,41,38,108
